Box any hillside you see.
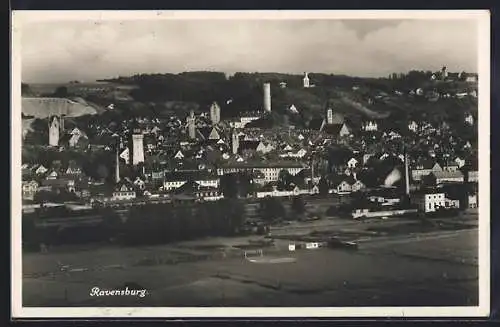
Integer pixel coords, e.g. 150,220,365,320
28,71,476,129
22,97,100,119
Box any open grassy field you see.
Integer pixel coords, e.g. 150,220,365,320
22,213,479,307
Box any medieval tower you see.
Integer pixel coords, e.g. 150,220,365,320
48,116,60,147
209,102,221,125
130,129,144,166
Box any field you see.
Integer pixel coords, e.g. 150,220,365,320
21,211,479,307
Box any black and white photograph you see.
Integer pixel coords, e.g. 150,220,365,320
11,10,490,318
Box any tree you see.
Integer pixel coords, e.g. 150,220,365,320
291,196,306,216
97,164,109,180
259,196,286,222
21,83,34,96
277,169,292,190
220,174,239,198
318,178,329,196
53,86,69,98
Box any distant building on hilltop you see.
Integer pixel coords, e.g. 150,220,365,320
303,72,310,88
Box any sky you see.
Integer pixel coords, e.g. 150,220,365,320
20,19,479,83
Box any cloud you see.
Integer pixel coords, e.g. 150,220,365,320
20,19,478,83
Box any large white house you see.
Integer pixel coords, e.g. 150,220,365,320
411,192,445,213
216,161,305,183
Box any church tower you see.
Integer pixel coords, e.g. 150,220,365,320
48,116,60,147
232,129,239,155
326,108,334,125
187,110,196,139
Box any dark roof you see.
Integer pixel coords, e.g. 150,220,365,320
239,140,261,151
174,181,219,195
308,118,324,130
321,123,345,136
41,178,73,188
164,170,218,182
219,160,305,169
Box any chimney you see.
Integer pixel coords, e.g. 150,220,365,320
115,139,120,183
263,83,271,112
404,149,410,196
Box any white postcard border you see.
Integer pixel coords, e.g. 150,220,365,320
11,9,491,318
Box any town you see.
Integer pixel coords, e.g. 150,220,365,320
22,67,478,234
21,68,480,306
17,14,484,310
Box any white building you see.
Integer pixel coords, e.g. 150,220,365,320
217,162,304,183
468,194,478,208
465,113,474,125
48,116,60,147
112,183,136,201
347,157,359,169
468,170,479,182
433,170,464,184
408,121,419,132
119,148,130,165
131,132,145,165
411,192,445,213
362,121,378,132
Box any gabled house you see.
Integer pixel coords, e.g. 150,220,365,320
321,123,351,138
443,162,460,172
411,160,443,181
197,126,222,141
112,181,136,201
174,150,185,160
45,169,59,180
174,180,222,201
40,177,75,193
133,176,146,190
335,179,352,194
408,121,419,132
65,160,83,177
66,127,89,149
431,170,464,184
22,180,39,200
362,121,378,132
347,157,359,169
465,113,474,126
35,165,48,175
351,179,366,193
119,148,130,164
256,141,275,154
455,157,466,168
